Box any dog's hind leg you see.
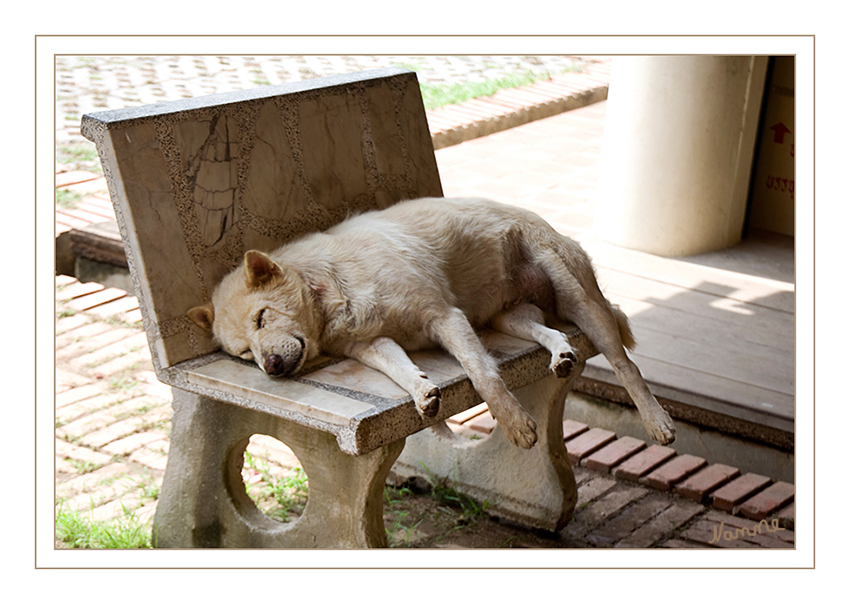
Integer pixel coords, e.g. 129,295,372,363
535,247,676,445
345,337,441,418
491,303,578,378
428,308,538,449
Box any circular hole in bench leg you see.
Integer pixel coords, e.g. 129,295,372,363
228,434,309,527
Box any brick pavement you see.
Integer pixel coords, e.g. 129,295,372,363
53,56,794,549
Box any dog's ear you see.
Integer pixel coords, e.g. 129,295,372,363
187,303,215,331
244,250,282,288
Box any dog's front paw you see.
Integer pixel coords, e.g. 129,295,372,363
415,385,441,418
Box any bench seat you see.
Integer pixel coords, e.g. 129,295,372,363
165,325,595,455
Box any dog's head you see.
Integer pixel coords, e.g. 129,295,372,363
188,250,322,378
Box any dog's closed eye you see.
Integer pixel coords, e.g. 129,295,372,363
256,309,266,330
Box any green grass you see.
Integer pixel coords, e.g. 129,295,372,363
383,466,491,547
243,451,309,523
108,375,139,392
417,69,566,110
384,485,422,547
60,144,99,164
55,504,152,549
420,463,490,525
56,189,83,210
56,142,102,174
68,459,100,474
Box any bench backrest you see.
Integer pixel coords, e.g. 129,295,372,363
82,68,443,373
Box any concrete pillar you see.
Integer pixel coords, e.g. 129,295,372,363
594,56,768,256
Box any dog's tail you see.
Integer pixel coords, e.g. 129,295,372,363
612,304,636,352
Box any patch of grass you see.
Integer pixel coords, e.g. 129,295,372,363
382,466,493,547
112,402,151,421
243,451,308,523
298,66,318,79
55,503,152,549
58,143,99,165
384,485,422,547
391,60,424,73
137,417,170,432
130,469,161,503
101,314,143,330
420,463,490,524
56,189,83,210
57,142,103,174
419,70,549,110
251,67,271,87
68,459,101,474
108,375,139,391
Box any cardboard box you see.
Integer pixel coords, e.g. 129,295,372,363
747,56,795,237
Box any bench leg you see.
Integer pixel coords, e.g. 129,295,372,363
154,388,404,548
391,369,582,532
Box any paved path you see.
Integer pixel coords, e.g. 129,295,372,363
54,55,794,549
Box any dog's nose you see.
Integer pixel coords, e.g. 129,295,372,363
264,354,296,376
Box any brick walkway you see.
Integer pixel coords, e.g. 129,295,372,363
53,56,795,549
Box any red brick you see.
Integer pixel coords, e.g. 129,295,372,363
565,427,616,464
447,402,488,424
615,499,704,548
55,170,103,188
739,481,794,520
641,454,707,491
585,495,671,547
583,436,646,473
612,445,677,482
674,463,740,503
776,502,795,531
86,295,141,319
465,411,496,434
710,473,772,512
65,287,128,312
573,485,646,532
56,274,77,287
576,476,617,507
562,419,588,440
56,280,105,302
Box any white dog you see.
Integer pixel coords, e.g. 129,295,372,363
188,197,675,449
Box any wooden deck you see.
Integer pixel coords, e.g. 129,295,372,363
574,228,795,442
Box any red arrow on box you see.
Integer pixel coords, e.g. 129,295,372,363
769,122,791,144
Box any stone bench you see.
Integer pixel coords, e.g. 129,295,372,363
81,67,597,548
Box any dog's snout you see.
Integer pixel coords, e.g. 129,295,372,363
263,336,305,377
264,354,286,376
264,353,301,377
